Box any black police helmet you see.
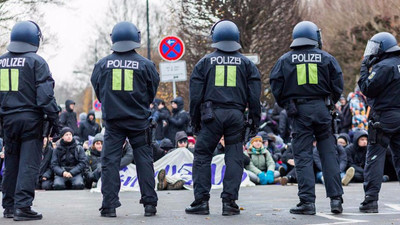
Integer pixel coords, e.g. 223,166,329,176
290,21,322,49
7,21,42,53
210,20,241,52
364,32,400,57
110,21,141,53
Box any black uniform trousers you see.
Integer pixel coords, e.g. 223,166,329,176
2,112,43,210
193,108,244,202
101,120,158,209
291,99,343,203
364,132,400,200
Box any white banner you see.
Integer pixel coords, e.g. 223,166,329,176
91,148,255,192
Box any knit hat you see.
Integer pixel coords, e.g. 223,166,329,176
60,127,74,137
93,133,104,144
250,136,263,145
188,136,196,144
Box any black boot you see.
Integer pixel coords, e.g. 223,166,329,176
330,196,343,214
359,196,378,213
185,200,209,215
13,207,42,221
222,200,240,216
144,205,157,217
3,208,13,218
290,202,316,215
100,208,116,217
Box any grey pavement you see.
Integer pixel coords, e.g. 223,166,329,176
2,182,400,225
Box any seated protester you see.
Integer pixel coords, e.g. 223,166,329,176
337,133,351,148
157,132,192,191
280,144,297,185
187,136,196,153
86,135,134,188
345,129,368,183
153,138,174,162
244,136,281,185
213,136,225,156
84,133,103,188
38,137,55,190
167,131,189,154
51,127,87,190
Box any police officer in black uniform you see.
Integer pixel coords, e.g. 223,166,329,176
185,20,261,216
91,21,159,217
270,21,344,215
1,21,59,221
358,32,400,213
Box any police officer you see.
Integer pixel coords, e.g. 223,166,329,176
185,20,261,216
270,21,344,215
358,32,400,213
1,21,59,221
91,21,159,217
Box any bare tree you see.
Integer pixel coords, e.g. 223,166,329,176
170,0,303,106
302,0,400,94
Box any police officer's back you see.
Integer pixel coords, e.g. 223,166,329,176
270,21,344,215
0,21,59,221
357,32,400,213
91,21,159,217
185,20,261,216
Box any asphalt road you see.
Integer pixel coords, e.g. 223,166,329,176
2,182,400,225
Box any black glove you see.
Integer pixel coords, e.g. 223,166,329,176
362,55,379,69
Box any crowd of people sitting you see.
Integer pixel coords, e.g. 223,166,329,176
0,89,397,192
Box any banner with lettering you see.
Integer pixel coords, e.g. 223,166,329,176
91,148,255,192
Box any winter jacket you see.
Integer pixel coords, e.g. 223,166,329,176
245,147,275,175
51,139,87,177
78,110,101,142
166,97,190,144
59,99,78,134
345,129,368,174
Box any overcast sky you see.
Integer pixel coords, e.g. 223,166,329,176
40,0,109,84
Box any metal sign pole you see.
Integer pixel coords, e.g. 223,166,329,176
172,80,177,98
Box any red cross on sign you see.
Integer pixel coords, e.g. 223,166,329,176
158,36,185,62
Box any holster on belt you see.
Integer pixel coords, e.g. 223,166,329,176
285,100,298,117
200,101,215,123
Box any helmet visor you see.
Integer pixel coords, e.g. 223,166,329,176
364,40,381,56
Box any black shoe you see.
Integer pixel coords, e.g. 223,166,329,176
359,197,378,213
222,200,240,216
185,200,209,215
3,208,14,218
100,208,116,217
290,202,316,215
13,207,42,221
144,205,157,217
330,196,343,214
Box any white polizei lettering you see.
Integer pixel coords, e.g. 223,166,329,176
107,60,139,69
397,65,400,73
291,54,322,63
210,56,241,65
0,58,26,67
